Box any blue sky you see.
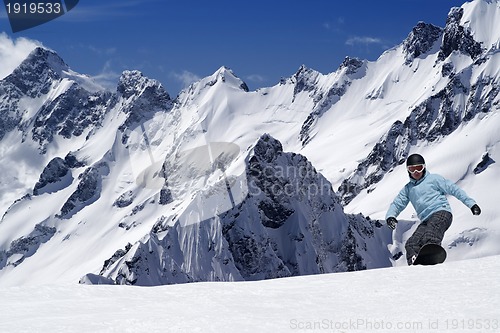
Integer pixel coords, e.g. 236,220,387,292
1,0,464,96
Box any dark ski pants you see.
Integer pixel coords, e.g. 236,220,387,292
405,210,452,265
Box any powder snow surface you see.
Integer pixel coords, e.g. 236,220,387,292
0,255,498,332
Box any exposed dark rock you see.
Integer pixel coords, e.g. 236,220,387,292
442,62,455,77
0,47,68,140
159,186,173,205
474,153,495,174
0,223,56,269
64,152,86,168
58,162,109,218
403,22,443,64
113,191,135,208
117,70,172,135
33,157,70,195
438,7,483,61
339,56,364,75
100,243,133,274
292,65,319,98
31,84,112,151
3,47,67,98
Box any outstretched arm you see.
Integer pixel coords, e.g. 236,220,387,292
439,176,476,208
386,186,410,220
438,175,481,215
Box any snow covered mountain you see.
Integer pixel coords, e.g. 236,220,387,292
0,0,499,286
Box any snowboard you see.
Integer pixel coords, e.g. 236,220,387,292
412,243,447,265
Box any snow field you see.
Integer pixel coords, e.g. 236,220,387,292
0,254,498,332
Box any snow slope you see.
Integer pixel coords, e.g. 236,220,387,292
0,254,499,332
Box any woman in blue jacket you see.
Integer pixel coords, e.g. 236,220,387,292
386,154,481,265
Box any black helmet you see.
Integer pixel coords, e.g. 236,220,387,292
406,153,425,166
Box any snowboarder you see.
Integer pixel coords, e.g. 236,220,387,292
385,153,481,265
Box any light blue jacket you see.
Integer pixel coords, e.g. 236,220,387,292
386,171,476,222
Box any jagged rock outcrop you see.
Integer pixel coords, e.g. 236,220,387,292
3,47,67,99
31,84,112,150
113,190,135,208
58,162,109,218
0,47,66,140
117,70,172,129
116,71,173,147
33,157,71,195
403,22,443,64
291,65,321,100
474,152,495,174
438,7,483,61
0,48,173,153
0,223,56,269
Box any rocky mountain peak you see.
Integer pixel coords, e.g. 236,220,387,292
402,22,443,64
252,134,283,163
117,70,172,132
177,67,249,105
24,47,68,76
3,47,69,98
438,7,483,60
214,65,234,79
289,65,321,97
212,66,249,92
117,70,170,100
338,56,364,75
293,65,319,81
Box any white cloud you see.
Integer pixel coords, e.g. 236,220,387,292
90,60,121,90
170,70,201,88
0,33,42,79
345,36,383,46
87,45,117,56
246,74,266,83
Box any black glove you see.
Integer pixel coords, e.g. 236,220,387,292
471,204,481,216
386,217,398,230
